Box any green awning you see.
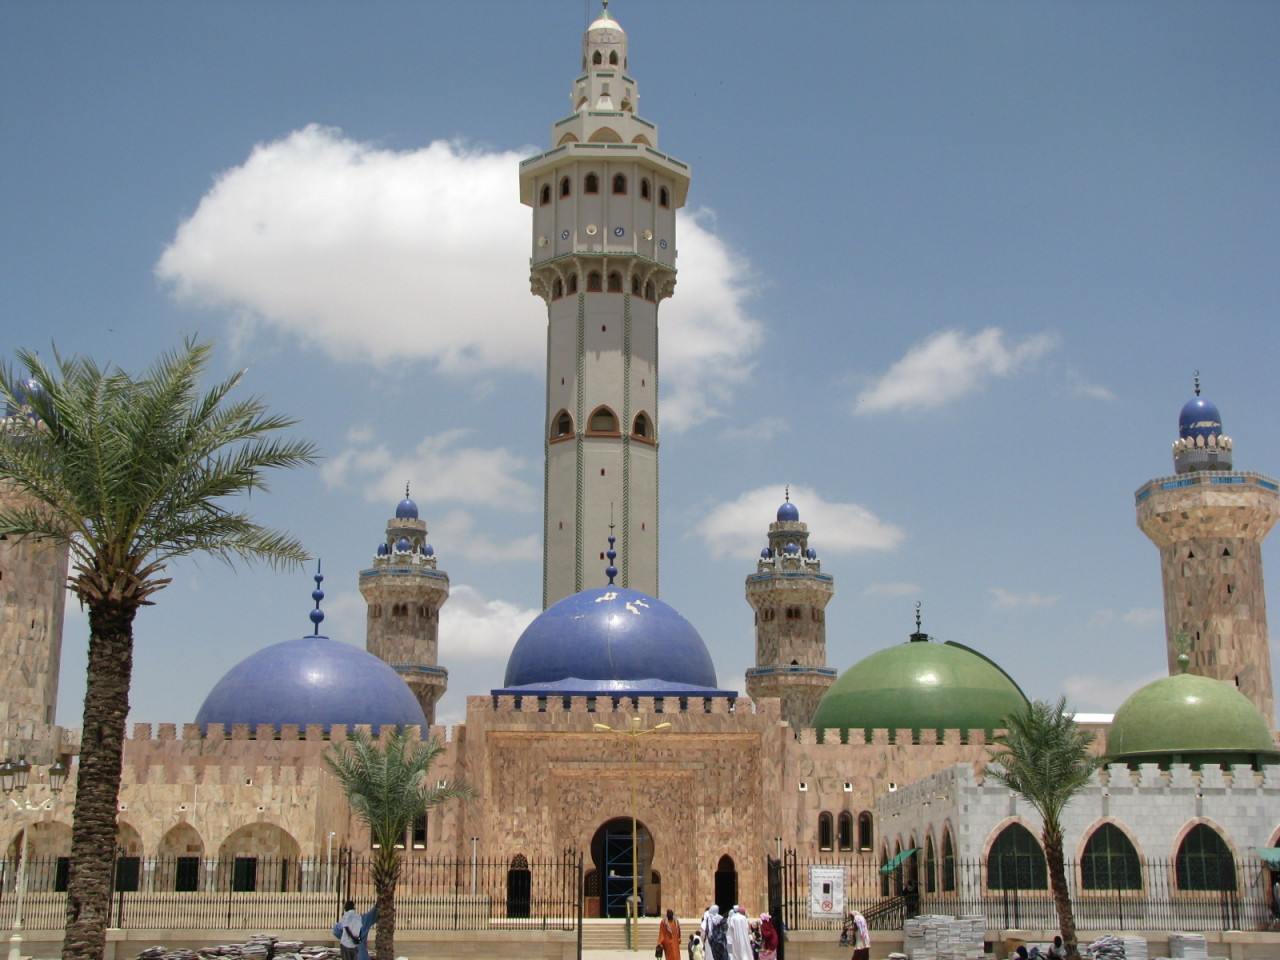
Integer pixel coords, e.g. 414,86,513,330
880,847,917,875
1258,847,1280,868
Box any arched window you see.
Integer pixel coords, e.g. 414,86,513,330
924,835,936,893
585,173,600,194
857,812,873,851
506,854,532,918
942,829,955,891
567,275,578,294
640,178,651,200
592,51,602,66
609,50,618,65
1082,824,1142,890
837,812,853,852
587,271,603,292
607,271,623,292
632,412,652,440
761,607,775,622
987,823,1046,890
786,606,802,620
817,812,833,852
659,186,670,208
560,177,571,198
552,277,563,299
631,276,641,295
1176,824,1236,891
644,280,655,300
612,173,627,195
539,184,551,206
588,406,619,434
551,410,573,439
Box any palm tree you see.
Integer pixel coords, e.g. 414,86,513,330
987,697,1099,960
0,340,317,960
325,727,475,960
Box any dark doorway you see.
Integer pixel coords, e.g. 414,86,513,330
506,854,532,918
591,817,654,918
714,855,738,914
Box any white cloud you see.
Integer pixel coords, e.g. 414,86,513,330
1063,669,1162,714
322,428,536,512
989,587,1061,610
854,328,1058,415
864,582,922,597
1067,367,1117,402
156,124,760,430
439,584,538,661
696,484,904,561
430,510,539,563
1086,607,1163,629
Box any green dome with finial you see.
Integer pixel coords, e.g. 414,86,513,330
811,629,1028,740
1106,668,1278,766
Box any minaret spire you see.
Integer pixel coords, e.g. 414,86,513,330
521,6,690,606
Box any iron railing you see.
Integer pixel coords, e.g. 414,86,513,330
771,851,1275,933
0,851,583,933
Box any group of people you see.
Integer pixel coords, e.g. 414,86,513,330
677,904,778,960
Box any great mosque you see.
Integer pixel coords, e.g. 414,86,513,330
1,3,1278,939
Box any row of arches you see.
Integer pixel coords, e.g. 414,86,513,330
551,272,660,301
586,49,624,69
884,820,1262,894
551,408,653,443
369,603,435,619
817,810,873,852
761,605,823,623
541,174,669,208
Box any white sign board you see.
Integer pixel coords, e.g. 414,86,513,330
807,865,845,919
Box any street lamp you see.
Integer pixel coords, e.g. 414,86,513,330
593,716,670,950
2,755,69,960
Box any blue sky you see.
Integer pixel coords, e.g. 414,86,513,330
3,1,1277,729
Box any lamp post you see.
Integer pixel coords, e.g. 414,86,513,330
1,755,69,960
593,716,670,950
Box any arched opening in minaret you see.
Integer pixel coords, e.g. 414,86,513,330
644,280,655,300
632,134,652,146
631,276,641,294
587,271,603,292
612,173,627,194
552,277,563,299
609,50,619,65
567,274,579,294
659,186,670,208
558,132,579,145
584,173,600,193
640,178,651,200
592,50,602,66
632,412,653,442
620,97,632,112
539,184,551,206
559,176,572,198
588,128,622,143
575,97,588,112
551,410,574,440
588,406,620,435
607,271,623,292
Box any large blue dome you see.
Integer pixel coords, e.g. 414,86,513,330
196,635,427,732
395,497,419,519
497,587,733,696
1179,397,1222,441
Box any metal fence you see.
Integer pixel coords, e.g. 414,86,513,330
0,851,583,933
771,852,1276,933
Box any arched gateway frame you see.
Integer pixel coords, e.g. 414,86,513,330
591,817,656,918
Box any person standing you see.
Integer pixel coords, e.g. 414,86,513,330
759,914,778,960
337,901,363,960
847,910,870,960
702,905,728,960
658,909,682,960
726,905,752,960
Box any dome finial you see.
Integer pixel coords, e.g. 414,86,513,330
909,601,929,642
405,481,411,498
309,560,325,636
1193,370,1200,397
785,484,790,502
605,505,618,585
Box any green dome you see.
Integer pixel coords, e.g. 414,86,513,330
1107,673,1278,765
811,637,1028,739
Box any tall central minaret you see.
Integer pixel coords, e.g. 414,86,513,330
520,3,689,607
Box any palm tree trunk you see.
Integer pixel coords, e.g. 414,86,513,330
371,847,402,960
1042,823,1080,960
61,599,136,960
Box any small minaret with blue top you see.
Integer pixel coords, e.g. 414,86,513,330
1136,379,1278,726
360,489,450,724
744,492,837,727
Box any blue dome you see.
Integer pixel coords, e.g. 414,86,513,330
497,587,733,697
784,541,800,555
195,635,427,732
777,500,800,522
760,547,771,559
422,543,434,556
806,547,817,559
1179,397,1222,441
395,497,419,519
376,542,389,556
395,537,412,552
5,377,44,419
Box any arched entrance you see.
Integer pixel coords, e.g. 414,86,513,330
591,817,656,918
714,855,737,914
